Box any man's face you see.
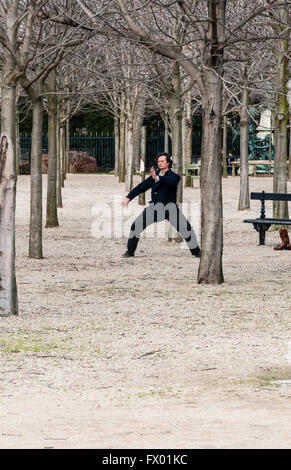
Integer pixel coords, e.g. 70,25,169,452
157,155,169,171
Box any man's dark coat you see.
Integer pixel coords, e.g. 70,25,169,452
126,169,180,205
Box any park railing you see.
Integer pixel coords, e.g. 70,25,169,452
19,133,117,170
20,128,242,171
19,131,205,171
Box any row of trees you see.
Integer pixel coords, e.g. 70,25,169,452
0,0,290,315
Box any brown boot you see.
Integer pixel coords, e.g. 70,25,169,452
274,229,291,250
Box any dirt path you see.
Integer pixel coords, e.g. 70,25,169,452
0,174,290,449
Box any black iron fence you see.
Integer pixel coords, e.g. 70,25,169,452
20,129,237,171
20,133,118,170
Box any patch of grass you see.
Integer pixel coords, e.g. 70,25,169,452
0,335,71,354
135,387,183,399
0,328,101,357
257,367,291,386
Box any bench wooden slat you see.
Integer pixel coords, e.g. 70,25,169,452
244,218,291,224
251,192,291,201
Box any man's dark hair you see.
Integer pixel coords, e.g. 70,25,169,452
156,152,173,168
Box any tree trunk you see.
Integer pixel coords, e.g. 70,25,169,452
66,118,70,173
183,89,193,186
273,37,289,219
125,117,133,193
132,89,146,173
56,108,63,208
114,116,119,177
169,101,183,203
15,103,20,176
164,112,169,153
198,73,224,285
138,126,146,205
29,87,44,259
119,107,126,183
168,97,183,242
45,75,59,228
238,83,250,210
60,124,66,187
222,114,228,178
0,51,18,315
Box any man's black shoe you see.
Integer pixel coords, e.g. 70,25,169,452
122,251,134,258
190,246,201,257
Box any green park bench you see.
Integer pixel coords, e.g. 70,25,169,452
185,162,201,187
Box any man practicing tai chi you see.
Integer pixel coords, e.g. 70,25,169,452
121,153,201,258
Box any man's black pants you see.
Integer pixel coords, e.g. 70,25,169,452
127,202,198,255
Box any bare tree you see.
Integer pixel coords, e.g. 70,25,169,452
109,0,227,284
0,0,21,315
81,38,150,187
62,0,289,284
0,0,93,313
268,1,290,219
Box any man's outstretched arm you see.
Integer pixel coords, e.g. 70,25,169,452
122,175,154,206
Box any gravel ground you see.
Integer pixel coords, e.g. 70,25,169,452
0,173,290,449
